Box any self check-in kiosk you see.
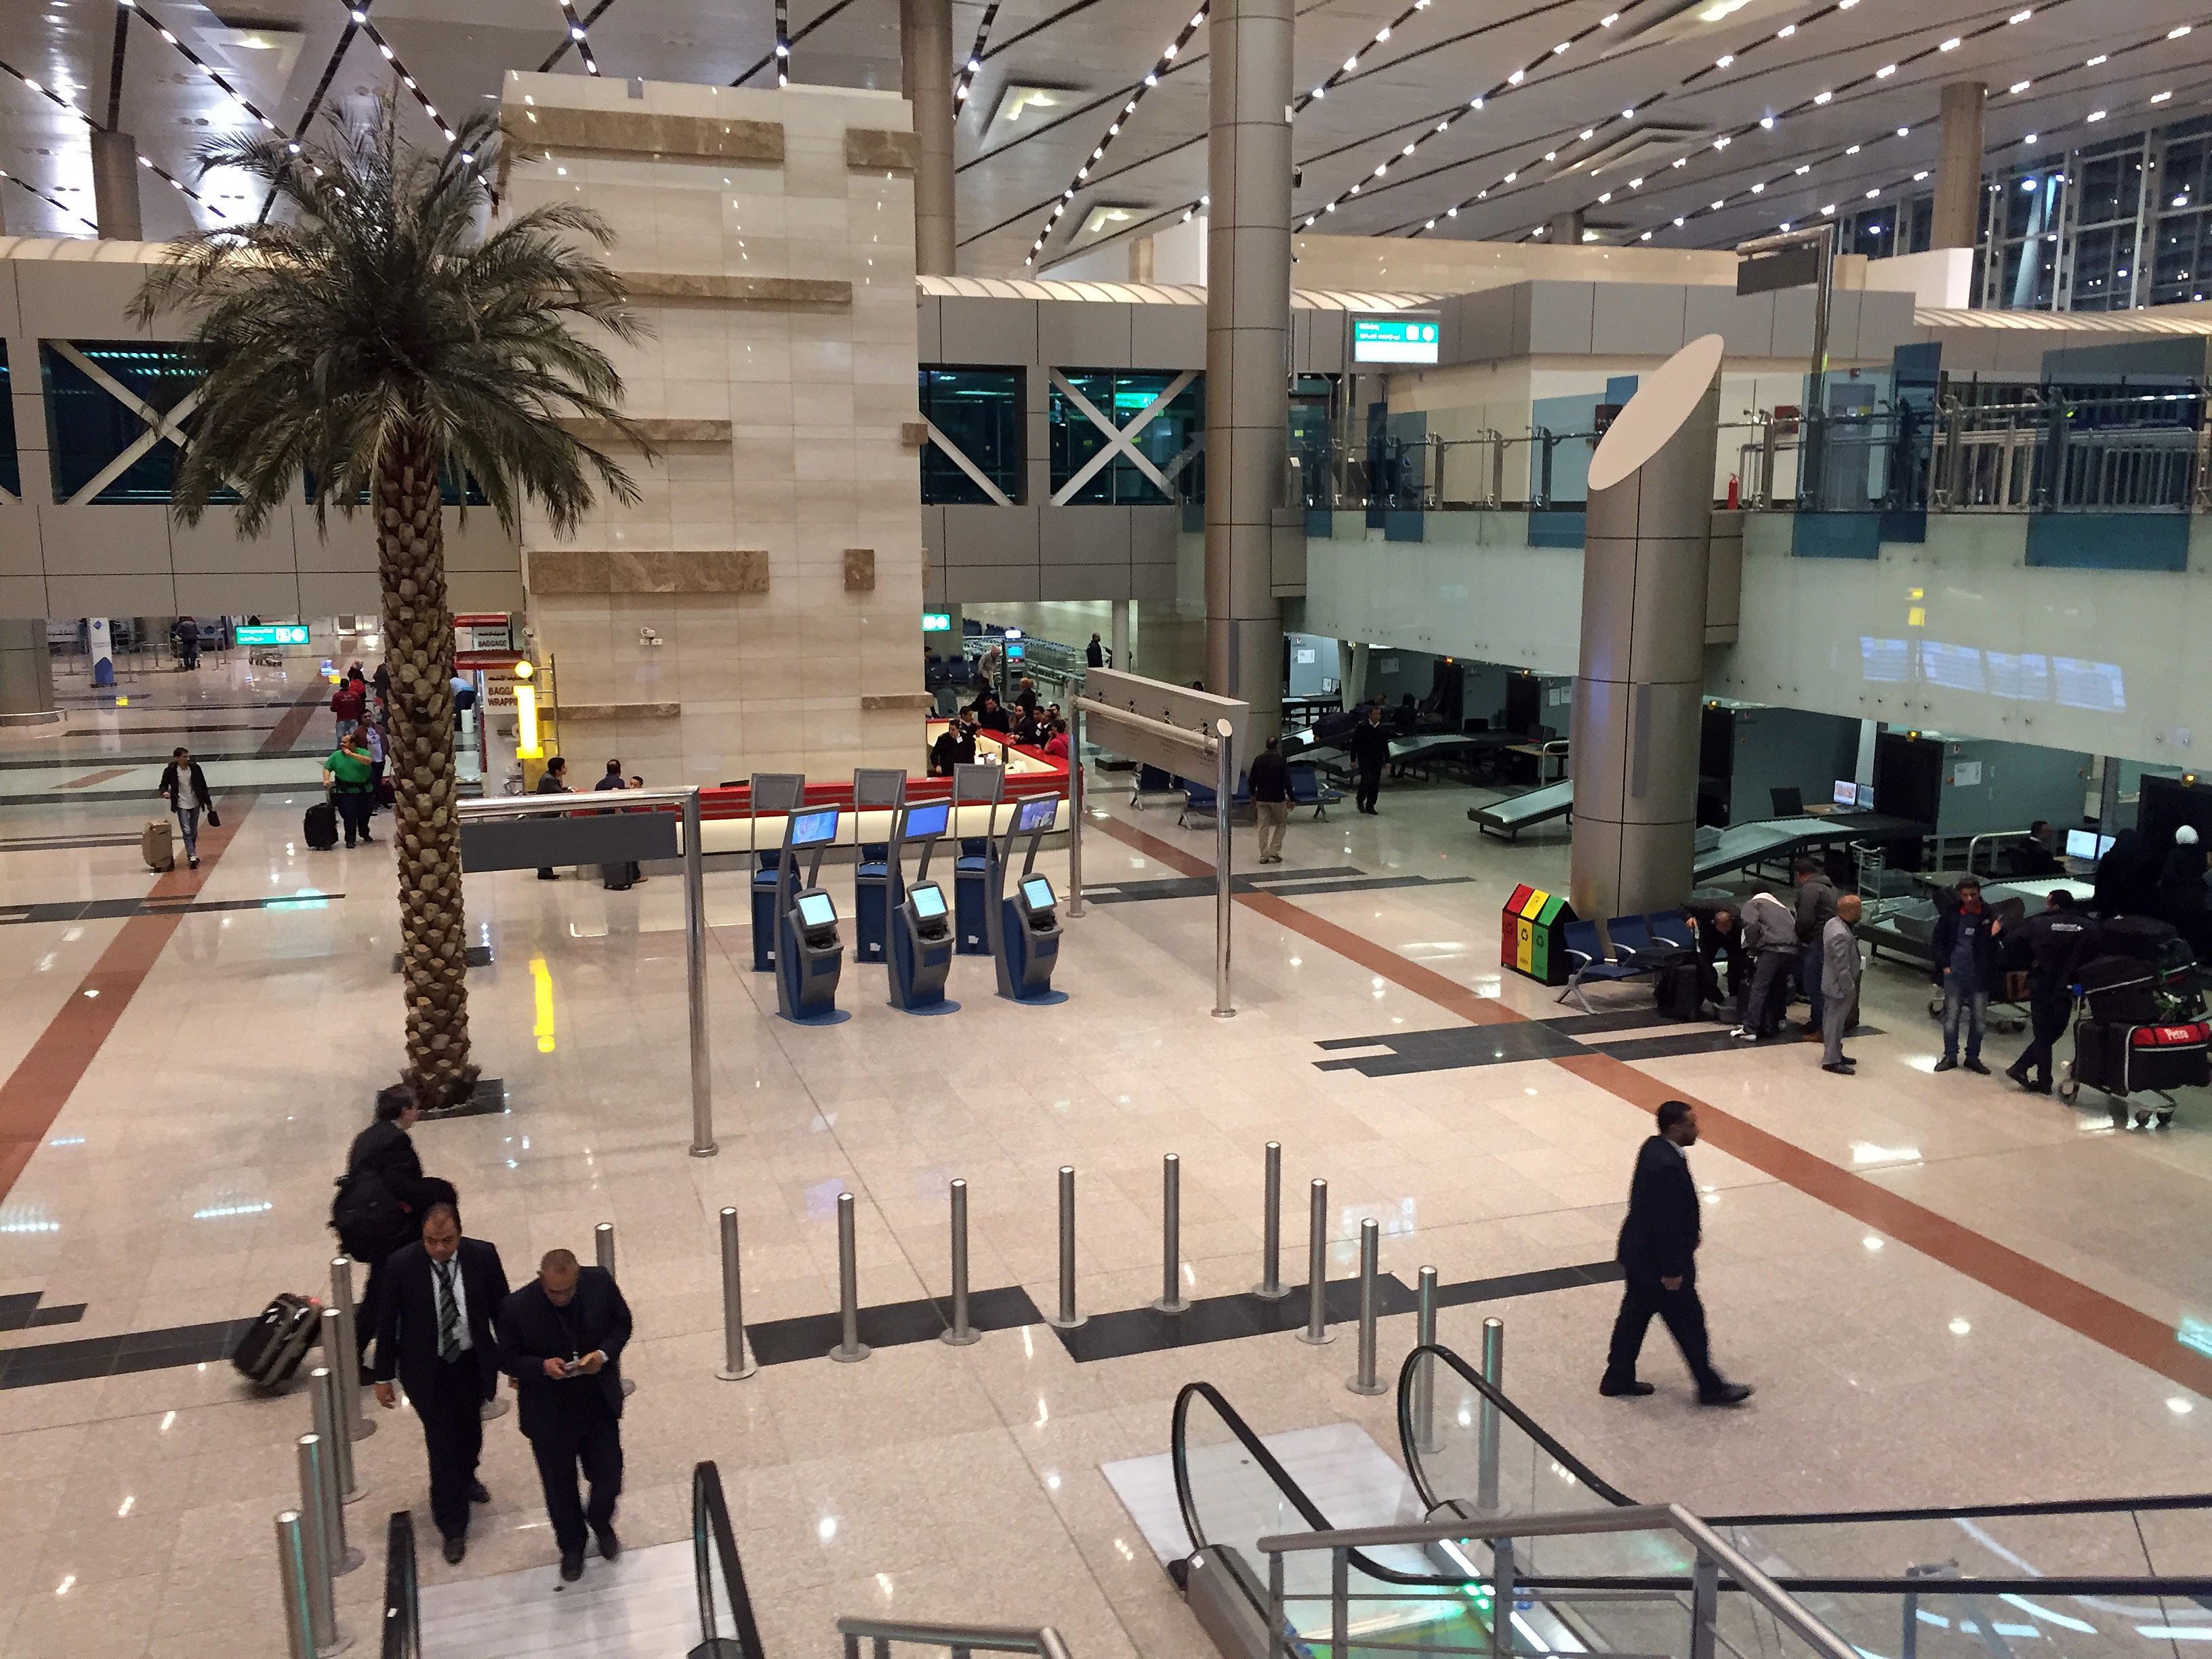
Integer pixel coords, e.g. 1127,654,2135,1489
748,772,806,972
887,798,956,1012
985,795,1065,1002
951,763,1003,956
776,806,846,1022
851,769,907,966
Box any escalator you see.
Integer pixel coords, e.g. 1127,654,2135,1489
1172,1351,2212,1659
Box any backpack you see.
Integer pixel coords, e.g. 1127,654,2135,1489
329,1169,409,1262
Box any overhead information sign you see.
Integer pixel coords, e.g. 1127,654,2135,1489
922,611,953,632
236,625,310,646
1352,316,1440,364
1737,245,1821,295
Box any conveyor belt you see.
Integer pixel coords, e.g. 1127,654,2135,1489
1469,779,1572,840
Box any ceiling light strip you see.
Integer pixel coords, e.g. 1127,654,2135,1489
0,168,101,232
119,0,283,133
553,0,601,75
775,0,791,85
0,49,226,218
1296,0,1435,110
537,0,617,72
955,3,1000,105
1024,3,1209,266
346,10,459,144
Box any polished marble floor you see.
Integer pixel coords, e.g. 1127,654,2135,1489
1,681,2209,1658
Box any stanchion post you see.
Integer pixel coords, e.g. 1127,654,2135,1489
684,785,718,1158
595,1222,638,1397
293,1435,345,1654
309,1343,363,1507
274,1511,319,1659
1211,726,1235,1019
716,1206,757,1380
1347,1218,1386,1395
1048,1166,1086,1330
326,1258,373,1444
1252,1141,1287,1299
942,1179,979,1345
1066,701,1085,918
1151,1153,1190,1313
1477,1315,1504,1511
1414,1266,1439,1454
830,1191,870,1362
1298,1179,1334,1345
302,1396,363,1576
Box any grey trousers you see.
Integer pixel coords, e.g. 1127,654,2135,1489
1822,991,1856,1066
1738,949,1793,1032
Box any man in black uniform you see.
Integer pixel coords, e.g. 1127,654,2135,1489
1349,703,1391,815
929,713,977,777
373,1203,509,1562
1600,1101,1753,1406
2007,888,2095,1093
1685,905,1742,1017
500,1249,634,1582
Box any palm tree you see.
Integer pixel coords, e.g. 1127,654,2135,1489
134,103,650,1109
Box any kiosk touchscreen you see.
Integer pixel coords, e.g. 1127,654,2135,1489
775,806,846,1022
796,890,837,930
888,799,956,1012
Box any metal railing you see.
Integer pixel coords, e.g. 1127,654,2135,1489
839,1621,1075,1659
693,1460,768,1659
1292,428,1602,513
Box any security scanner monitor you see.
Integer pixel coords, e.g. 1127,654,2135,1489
775,803,846,1022
985,794,1065,1003
2068,828,2116,862
888,796,958,1013
951,764,1004,956
1833,779,1858,809
852,769,907,966
747,773,806,972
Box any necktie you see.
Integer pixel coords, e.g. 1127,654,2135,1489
435,1261,460,1362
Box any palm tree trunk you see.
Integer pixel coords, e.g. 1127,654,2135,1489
377,424,478,1109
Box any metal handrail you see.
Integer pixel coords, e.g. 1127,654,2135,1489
837,1618,1073,1659
693,1460,768,1659
1256,1503,1861,1659
455,785,701,821
380,1510,419,1659
1397,1343,1636,1513
1962,828,2037,876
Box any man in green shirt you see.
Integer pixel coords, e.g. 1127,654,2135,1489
325,731,377,848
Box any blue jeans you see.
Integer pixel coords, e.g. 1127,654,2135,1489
1942,976,1989,1062
173,806,199,862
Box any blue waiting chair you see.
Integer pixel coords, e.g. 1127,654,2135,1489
1645,910,1694,951
1286,761,1342,821
1132,763,1179,808
1559,914,1660,1010
1178,772,1252,827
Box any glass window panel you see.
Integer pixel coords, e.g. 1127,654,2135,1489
1048,368,1202,504
1849,203,1898,258
41,340,237,506
918,365,1023,504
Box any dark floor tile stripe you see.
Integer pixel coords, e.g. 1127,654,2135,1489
741,1286,1046,1367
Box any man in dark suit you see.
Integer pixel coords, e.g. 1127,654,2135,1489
1599,1101,1753,1406
372,1202,509,1563
499,1249,633,1581
1349,703,1391,815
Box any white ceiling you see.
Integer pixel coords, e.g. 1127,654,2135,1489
0,0,2204,270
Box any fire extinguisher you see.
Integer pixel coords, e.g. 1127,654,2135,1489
1726,472,1741,509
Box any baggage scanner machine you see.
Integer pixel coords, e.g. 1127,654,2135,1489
887,798,956,1013
776,806,848,1023
985,796,1065,1003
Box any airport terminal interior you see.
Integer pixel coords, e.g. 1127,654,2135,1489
6,0,2212,1656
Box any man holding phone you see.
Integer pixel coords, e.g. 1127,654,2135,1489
498,1248,634,1581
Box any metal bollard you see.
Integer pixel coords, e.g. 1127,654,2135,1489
1048,1166,1086,1330
1347,1218,1387,1395
829,1191,870,1362
309,1346,363,1507
293,1436,346,1655
1477,1315,1504,1511
1298,1179,1334,1345
301,1404,363,1576
941,1179,979,1345
326,1258,373,1443
716,1206,757,1380
1413,1267,1440,1454
595,1223,638,1396
274,1511,319,1659
1151,1153,1190,1313
1252,1141,1288,1299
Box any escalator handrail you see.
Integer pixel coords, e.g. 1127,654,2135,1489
1456,1572,2212,1596
381,1509,419,1659
836,1616,1073,1659
694,1459,769,1659
1397,1343,1638,1512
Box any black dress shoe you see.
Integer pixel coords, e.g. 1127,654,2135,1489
1699,1382,1755,1406
1598,1377,1655,1397
1963,1058,1991,1075
469,1481,490,1504
560,1547,584,1582
1822,1062,1854,1075
594,1524,621,1561
443,1534,466,1565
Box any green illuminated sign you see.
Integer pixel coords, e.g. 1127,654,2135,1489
1352,316,1441,364
922,611,953,632
236,625,310,645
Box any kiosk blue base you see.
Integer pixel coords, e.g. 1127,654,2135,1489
855,845,889,964
750,853,780,972
954,840,990,954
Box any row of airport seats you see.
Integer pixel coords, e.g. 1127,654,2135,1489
1559,912,1697,1010
1129,763,1343,823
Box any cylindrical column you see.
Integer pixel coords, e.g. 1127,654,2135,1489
90,127,143,240
1152,1153,1190,1313
684,788,717,1157
1204,0,1290,732
310,1345,363,1507
1569,336,1723,922
1252,1141,1287,1298
0,621,57,720
1347,1218,1385,1394
1111,600,1130,671
325,1260,373,1446
716,1206,757,1380
1049,1166,1085,1329
830,1191,870,1361
1413,1266,1439,1453
1298,1178,1333,1345
1477,1316,1504,1512
305,1374,365,1572
293,1435,343,1653
1932,81,1987,251
274,1511,319,1659
1066,701,1086,918
1212,734,1235,1019
900,0,956,275
942,1179,979,1345
1128,235,1156,283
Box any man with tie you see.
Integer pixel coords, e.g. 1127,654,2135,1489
372,1202,510,1563
499,1248,634,1581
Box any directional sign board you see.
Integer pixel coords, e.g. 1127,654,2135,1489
1077,668,1250,780
1352,316,1441,364
236,625,310,646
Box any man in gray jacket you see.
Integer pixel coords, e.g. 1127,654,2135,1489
1732,890,1798,1040
1820,895,1864,1074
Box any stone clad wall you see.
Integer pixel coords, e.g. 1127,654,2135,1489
504,73,930,784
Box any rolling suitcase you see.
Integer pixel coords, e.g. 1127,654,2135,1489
2125,1021,2211,1092
142,819,175,872
1654,960,1704,1021
304,800,340,851
2078,956,2158,1025
2099,915,2177,962
231,1293,322,1388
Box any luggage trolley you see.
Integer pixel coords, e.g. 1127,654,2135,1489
775,804,848,1023
851,768,907,965
747,773,806,972
950,762,1004,956
985,794,1066,1004
887,797,957,1013
2058,951,2209,1128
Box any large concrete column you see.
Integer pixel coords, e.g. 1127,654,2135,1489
90,129,142,240
1932,81,1986,251
1569,335,1723,923
1129,235,1156,283
0,620,57,722
900,0,956,276
1110,598,1129,668
1204,0,1290,732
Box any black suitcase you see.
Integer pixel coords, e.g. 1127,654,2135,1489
232,1293,322,1388
304,802,340,851
2072,1017,2125,1092
2100,915,2177,962
1654,960,1704,1021
2079,956,2158,1025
